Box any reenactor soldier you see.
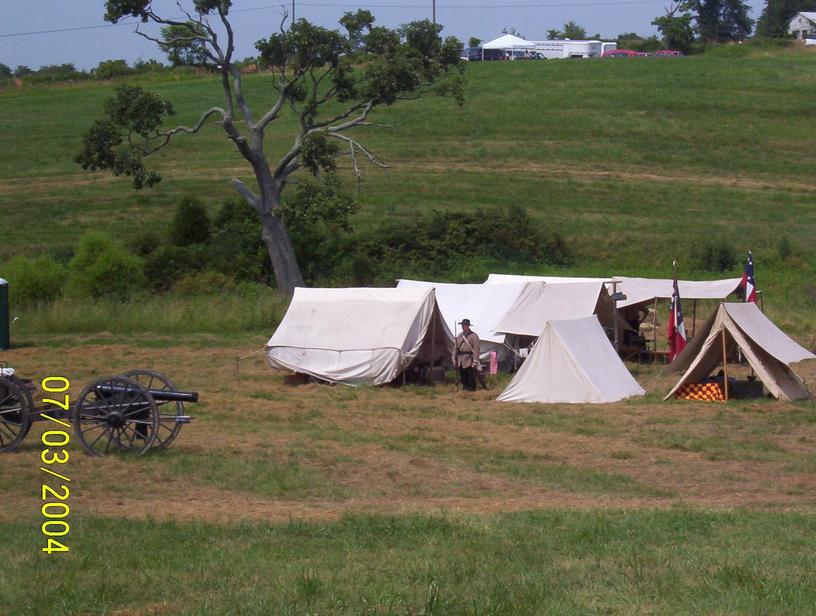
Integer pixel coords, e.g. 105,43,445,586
453,319,481,392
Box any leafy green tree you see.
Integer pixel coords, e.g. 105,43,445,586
340,9,374,49
756,0,816,37
562,21,588,39
169,196,211,246
689,0,753,42
95,59,133,79
546,28,561,40
0,63,12,79
653,5,696,52
502,27,525,38
13,65,32,77
468,37,481,48
76,2,464,295
159,22,211,67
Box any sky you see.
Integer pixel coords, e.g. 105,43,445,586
1,0,768,70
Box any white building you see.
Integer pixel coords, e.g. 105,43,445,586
788,12,816,39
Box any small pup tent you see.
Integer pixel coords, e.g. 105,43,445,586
497,316,646,404
266,287,452,386
396,279,531,357
665,303,816,401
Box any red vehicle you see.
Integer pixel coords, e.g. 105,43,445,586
601,49,642,58
654,49,683,57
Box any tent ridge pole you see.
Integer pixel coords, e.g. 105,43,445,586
722,329,729,402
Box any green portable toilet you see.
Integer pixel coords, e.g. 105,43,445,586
0,278,9,350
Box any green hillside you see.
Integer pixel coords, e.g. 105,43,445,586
1,48,815,332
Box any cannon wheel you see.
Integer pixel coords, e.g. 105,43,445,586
0,376,32,453
121,369,184,450
72,376,158,456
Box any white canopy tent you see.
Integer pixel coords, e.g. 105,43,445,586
493,281,628,338
665,303,816,401
481,34,536,50
497,316,646,404
396,279,531,352
266,287,452,386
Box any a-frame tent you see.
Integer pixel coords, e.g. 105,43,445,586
266,287,452,386
665,303,816,401
497,316,646,404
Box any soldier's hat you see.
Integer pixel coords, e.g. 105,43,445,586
461,319,472,326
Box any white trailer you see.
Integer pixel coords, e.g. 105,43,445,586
530,39,614,59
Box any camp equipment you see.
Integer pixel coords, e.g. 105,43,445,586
0,368,196,455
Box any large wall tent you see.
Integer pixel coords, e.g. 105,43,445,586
615,277,743,310
493,281,630,339
266,287,452,386
665,303,816,401
497,316,646,404
396,279,531,360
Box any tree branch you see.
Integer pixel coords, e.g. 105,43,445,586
142,106,227,155
331,133,388,174
231,178,262,212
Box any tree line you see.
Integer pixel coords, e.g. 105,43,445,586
467,1,816,55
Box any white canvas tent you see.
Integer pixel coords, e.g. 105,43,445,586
493,281,628,337
396,279,531,353
616,277,742,309
497,316,646,404
485,273,742,309
266,287,452,386
486,273,611,286
665,303,816,401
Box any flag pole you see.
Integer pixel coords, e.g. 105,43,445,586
722,329,729,402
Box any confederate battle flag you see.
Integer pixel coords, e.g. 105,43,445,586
741,250,757,303
667,262,687,362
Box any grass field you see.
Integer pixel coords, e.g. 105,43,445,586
2,341,816,613
2,49,816,326
3,47,816,614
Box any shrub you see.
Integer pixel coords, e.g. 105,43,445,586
67,232,145,300
169,196,211,246
95,59,133,80
127,230,163,257
697,240,737,273
209,199,270,281
0,255,66,304
173,271,236,297
143,244,207,290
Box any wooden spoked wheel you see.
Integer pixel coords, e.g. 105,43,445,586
72,376,158,456
121,369,185,449
0,376,32,453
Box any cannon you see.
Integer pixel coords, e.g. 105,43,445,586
0,368,197,456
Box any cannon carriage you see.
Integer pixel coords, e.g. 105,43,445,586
0,367,197,456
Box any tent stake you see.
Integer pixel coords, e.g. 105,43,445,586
722,329,729,402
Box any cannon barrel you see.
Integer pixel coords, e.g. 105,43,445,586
95,384,199,403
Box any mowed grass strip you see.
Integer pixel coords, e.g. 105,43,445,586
2,510,816,615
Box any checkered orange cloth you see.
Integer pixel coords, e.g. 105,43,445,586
676,382,725,402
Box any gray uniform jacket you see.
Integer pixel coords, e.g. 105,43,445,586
453,331,481,369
